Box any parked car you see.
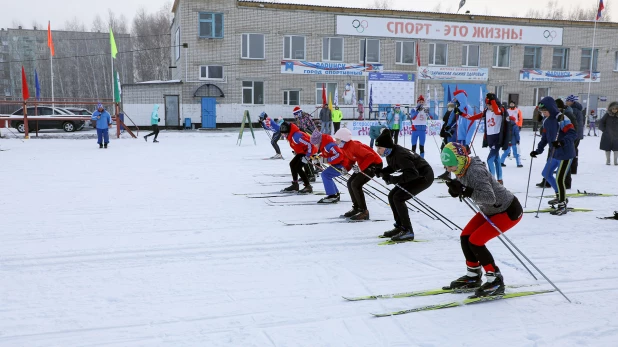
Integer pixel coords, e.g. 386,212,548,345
64,107,94,127
11,106,86,133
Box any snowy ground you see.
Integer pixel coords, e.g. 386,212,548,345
1,127,617,347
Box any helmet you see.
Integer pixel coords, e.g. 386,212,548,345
334,128,352,142
441,142,470,176
279,121,291,134
259,111,267,121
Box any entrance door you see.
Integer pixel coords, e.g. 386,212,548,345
579,94,599,115
508,93,519,105
201,97,217,128
165,95,180,127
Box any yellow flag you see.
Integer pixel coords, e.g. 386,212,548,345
328,93,333,111
110,28,118,58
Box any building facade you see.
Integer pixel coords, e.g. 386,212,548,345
122,0,618,126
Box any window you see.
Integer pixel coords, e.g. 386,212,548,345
493,46,511,68
283,36,305,60
242,81,264,104
462,45,480,67
428,43,447,66
283,90,300,105
322,38,344,62
174,28,180,61
395,41,415,65
614,52,618,71
359,39,380,63
198,12,223,38
581,48,599,71
316,83,338,105
199,65,223,80
494,86,504,102
534,87,549,105
241,34,265,59
357,83,365,103
552,48,569,70
524,46,542,69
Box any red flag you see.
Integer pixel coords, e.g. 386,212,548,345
416,41,421,66
322,83,327,105
21,66,30,100
47,21,55,56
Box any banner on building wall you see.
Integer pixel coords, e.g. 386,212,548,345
336,15,564,46
519,69,601,82
343,120,443,137
368,72,415,105
418,66,489,81
280,60,383,76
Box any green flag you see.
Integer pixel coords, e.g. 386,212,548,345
110,28,118,58
114,70,121,102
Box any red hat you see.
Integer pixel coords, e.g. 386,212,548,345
292,106,302,113
394,104,401,107
417,95,425,103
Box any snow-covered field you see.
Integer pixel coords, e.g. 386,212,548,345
1,128,617,346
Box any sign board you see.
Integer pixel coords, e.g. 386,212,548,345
418,66,489,81
336,15,564,46
281,60,383,76
368,72,415,105
519,69,600,83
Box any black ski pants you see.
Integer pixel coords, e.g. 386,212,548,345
145,124,159,140
391,129,400,145
388,168,434,229
290,154,310,186
347,165,379,211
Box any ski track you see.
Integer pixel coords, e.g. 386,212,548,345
0,130,617,346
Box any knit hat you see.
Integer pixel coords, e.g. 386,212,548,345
310,130,322,146
566,95,578,102
441,142,470,176
375,128,394,149
555,98,566,110
292,106,302,115
97,103,103,109
334,128,352,142
417,95,425,104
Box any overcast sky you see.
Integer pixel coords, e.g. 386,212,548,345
0,0,610,30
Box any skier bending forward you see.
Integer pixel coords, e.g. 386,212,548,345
440,142,523,297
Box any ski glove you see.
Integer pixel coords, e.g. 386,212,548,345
339,167,348,175
530,150,539,158
416,105,423,112
352,165,360,173
445,180,473,200
389,171,403,185
552,140,564,148
383,174,392,185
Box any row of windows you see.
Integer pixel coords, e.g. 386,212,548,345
195,12,603,70
240,82,366,106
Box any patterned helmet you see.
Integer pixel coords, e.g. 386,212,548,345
441,142,470,176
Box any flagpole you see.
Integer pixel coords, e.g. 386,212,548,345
585,18,598,117
50,45,54,110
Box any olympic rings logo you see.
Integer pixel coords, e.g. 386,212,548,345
352,19,368,33
543,30,557,42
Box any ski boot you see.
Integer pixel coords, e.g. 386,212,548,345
501,163,506,167
390,227,414,242
550,201,568,215
270,154,284,160
281,181,299,193
382,224,402,238
318,193,340,204
349,209,369,221
99,143,103,149
298,185,313,194
548,195,568,206
442,266,482,290
153,140,159,143
517,164,524,168
143,136,148,142
536,180,551,188
473,270,505,297
342,206,361,218
104,143,108,149
309,175,317,183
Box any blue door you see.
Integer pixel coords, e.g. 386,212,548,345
201,97,217,128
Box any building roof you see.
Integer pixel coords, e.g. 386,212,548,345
171,0,618,28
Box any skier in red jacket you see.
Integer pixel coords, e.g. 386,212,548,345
310,130,351,203
280,122,317,193
334,128,382,220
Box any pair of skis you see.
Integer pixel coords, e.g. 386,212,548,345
342,284,554,317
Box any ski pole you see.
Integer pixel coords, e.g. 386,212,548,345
463,197,571,303
461,198,538,281
524,123,538,208
332,170,390,207
534,125,560,218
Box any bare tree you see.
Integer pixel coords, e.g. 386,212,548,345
64,17,86,32
432,2,443,12
525,0,612,21
369,0,393,10
91,14,105,33
108,9,129,34
131,3,173,82
11,19,23,28
31,21,43,30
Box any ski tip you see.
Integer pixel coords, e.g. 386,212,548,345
370,312,391,318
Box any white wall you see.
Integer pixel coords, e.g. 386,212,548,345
123,104,167,126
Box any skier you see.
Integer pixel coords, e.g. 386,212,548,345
279,122,317,194
437,102,458,180
440,142,523,297
565,95,584,174
374,129,434,241
556,98,578,189
309,130,350,203
386,104,404,145
334,128,383,220
500,101,523,168
144,104,161,143
409,95,435,158
258,112,283,159
91,103,112,149
292,106,317,135
530,97,577,215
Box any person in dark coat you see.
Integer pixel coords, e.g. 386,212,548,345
565,95,585,174
374,130,434,242
319,104,332,135
599,102,618,165
556,98,576,189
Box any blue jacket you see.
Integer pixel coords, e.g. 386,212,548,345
536,97,577,160
386,110,404,130
151,105,160,125
260,116,280,132
457,117,477,145
91,110,112,129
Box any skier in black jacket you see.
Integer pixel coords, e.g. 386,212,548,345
374,129,434,242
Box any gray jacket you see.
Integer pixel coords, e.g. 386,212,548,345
458,157,515,216
319,108,332,122
599,102,618,151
